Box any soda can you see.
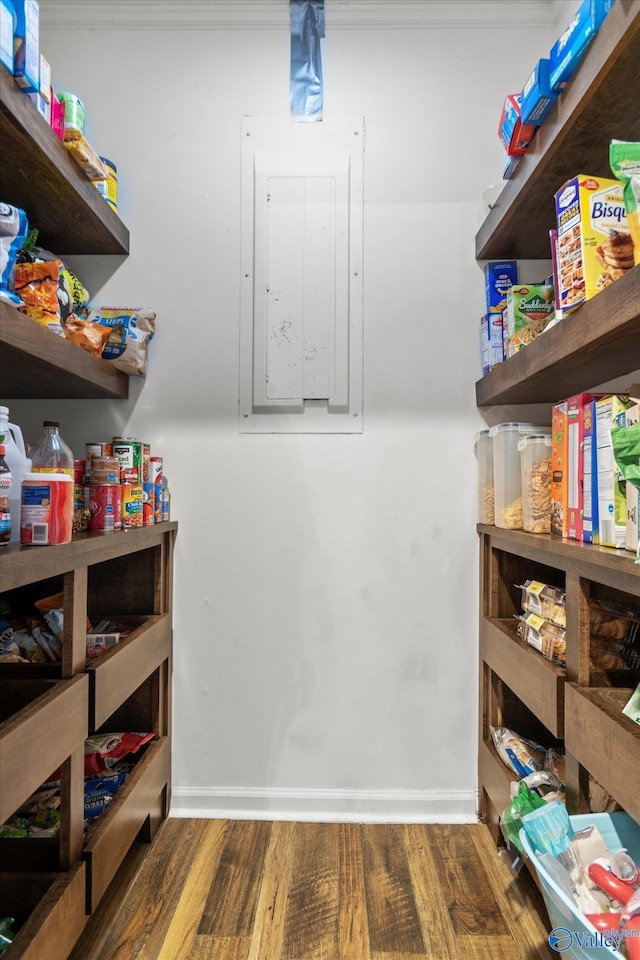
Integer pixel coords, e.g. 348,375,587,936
142,482,155,526
121,484,143,528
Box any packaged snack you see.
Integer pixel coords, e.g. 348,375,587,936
81,308,156,376
519,580,566,627
610,141,640,265
503,284,554,357
555,175,632,314
0,203,29,306
623,683,640,725
84,767,129,822
63,315,113,358
14,259,67,334
84,732,155,776
517,612,566,665
63,135,109,182
490,725,547,778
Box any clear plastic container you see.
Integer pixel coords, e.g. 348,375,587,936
474,430,494,524
30,421,75,477
490,422,550,529
518,434,552,534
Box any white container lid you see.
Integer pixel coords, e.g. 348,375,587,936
518,434,552,452
23,472,72,482
489,422,551,436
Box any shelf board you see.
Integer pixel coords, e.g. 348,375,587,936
565,683,640,822
475,266,640,406
0,301,130,399
0,64,129,256
475,1,640,260
478,524,640,597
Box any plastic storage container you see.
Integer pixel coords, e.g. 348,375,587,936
0,405,32,543
490,422,551,529
521,811,640,959
474,430,494,524
518,434,552,533
30,421,75,476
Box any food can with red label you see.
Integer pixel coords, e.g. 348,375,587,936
141,443,151,482
121,484,143,528
89,456,120,486
142,482,155,526
154,483,162,523
150,457,163,484
113,442,139,484
74,460,85,484
86,485,121,532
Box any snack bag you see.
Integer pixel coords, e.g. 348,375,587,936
0,203,29,306
14,259,67,334
84,732,155,776
81,307,156,376
610,140,640,265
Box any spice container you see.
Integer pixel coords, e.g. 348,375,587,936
490,422,550,529
518,434,552,533
474,430,494,524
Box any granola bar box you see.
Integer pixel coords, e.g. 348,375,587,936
554,175,633,315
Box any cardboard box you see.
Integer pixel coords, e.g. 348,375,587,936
521,58,558,126
50,90,65,140
549,0,614,92
551,402,568,539
12,0,38,93
624,403,640,555
498,93,537,156
480,313,504,375
555,175,632,315
582,398,600,543
565,393,609,541
485,260,518,314
502,152,521,180
0,0,14,73
595,394,633,548
503,284,554,358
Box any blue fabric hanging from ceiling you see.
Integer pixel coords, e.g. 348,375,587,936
290,0,325,121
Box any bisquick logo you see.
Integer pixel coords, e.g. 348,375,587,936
558,184,577,208
590,187,627,234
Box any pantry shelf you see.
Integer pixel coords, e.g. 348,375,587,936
0,865,88,960
475,265,640,407
0,63,129,256
475,0,640,260
0,302,129,400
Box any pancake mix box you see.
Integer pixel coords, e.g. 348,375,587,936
555,175,633,314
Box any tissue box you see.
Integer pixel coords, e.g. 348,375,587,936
498,93,537,156
520,58,557,126
549,0,614,92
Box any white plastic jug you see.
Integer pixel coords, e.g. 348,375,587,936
0,406,32,543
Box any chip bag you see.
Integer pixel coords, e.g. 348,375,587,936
0,202,29,306
81,307,156,376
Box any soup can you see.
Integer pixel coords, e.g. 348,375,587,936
86,485,121,532
113,441,139,484
149,457,163,484
89,456,120,486
121,484,143,528
142,482,155,526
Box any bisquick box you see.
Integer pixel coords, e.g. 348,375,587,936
480,313,504,375
12,0,39,94
549,0,614,92
498,93,537,156
555,175,631,315
520,58,557,126
485,260,518,314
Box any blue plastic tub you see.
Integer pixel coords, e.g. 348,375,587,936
520,811,640,959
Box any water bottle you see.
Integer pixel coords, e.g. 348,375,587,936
0,406,32,543
30,421,75,476
0,445,12,543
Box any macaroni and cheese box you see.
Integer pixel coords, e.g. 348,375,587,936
549,0,614,92
555,175,633,314
498,93,537,156
521,58,557,126
485,260,518,314
595,394,633,549
503,284,554,358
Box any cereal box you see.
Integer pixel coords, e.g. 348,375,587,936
595,394,633,549
624,403,640,555
555,175,633,314
503,284,554,357
551,402,568,539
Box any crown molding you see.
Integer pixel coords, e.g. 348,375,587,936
39,0,558,31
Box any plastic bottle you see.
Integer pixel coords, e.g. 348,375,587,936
0,406,32,543
0,444,12,543
30,421,75,476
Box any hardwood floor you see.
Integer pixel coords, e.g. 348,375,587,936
70,819,556,960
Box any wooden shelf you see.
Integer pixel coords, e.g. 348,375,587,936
475,0,640,260
0,864,87,960
481,618,565,738
564,683,640,822
475,266,640,406
0,64,129,256
0,301,129,400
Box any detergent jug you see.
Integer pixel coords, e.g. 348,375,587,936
0,406,32,543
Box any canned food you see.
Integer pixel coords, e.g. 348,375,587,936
57,92,85,138
113,442,139,484
150,457,163,484
121,484,143,528
86,485,121,532
74,460,85,484
89,456,120,485
154,483,162,523
142,482,155,526
95,157,118,214
74,484,86,510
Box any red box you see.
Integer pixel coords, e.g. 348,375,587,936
498,94,537,156
550,402,568,538
50,91,65,140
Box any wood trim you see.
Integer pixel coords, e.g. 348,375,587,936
0,864,87,960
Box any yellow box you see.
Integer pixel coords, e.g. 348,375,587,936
554,175,633,314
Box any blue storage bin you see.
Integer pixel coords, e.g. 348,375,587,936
520,812,640,958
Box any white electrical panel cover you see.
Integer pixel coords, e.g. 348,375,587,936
240,116,364,433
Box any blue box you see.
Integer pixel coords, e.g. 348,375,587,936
502,152,521,180
549,0,614,92
12,0,38,93
521,812,640,959
521,59,558,126
0,0,14,73
481,313,504,375
498,93,537,156
485,261,518,314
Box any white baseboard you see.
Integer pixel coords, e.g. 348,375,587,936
170,785,479,824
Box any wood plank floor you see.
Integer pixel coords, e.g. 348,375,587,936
70,819,556,960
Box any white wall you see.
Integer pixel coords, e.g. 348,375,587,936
12,0,565,821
